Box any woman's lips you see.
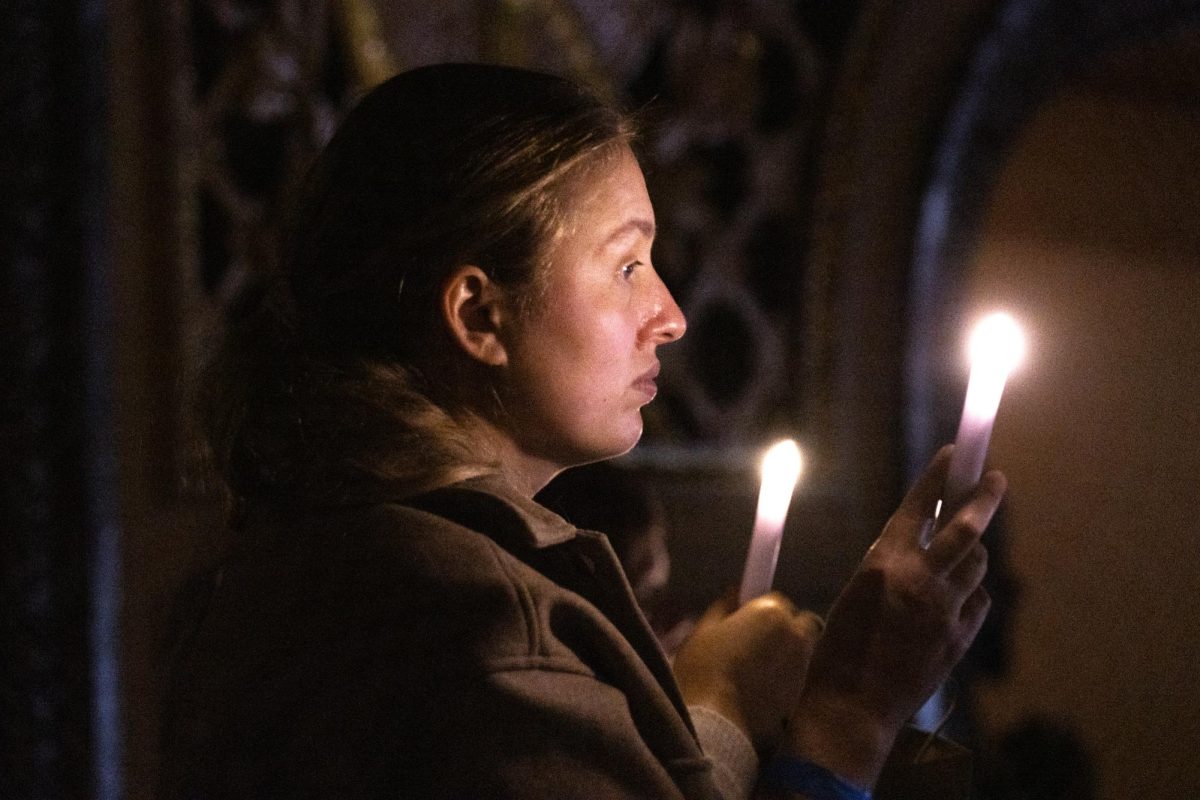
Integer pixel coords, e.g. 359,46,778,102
633,364,660,400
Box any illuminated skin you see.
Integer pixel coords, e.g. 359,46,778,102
493,146,686,489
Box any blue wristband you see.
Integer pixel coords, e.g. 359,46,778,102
760,756,872,800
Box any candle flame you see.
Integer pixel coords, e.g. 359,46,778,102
968,312,1025,375
757,439,803,529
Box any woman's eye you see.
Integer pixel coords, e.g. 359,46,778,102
621,261,643,279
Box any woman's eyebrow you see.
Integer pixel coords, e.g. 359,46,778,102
601,218,656,248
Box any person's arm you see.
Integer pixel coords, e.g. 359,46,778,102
400,662,715,799
690,704,761,800
442,599,823,800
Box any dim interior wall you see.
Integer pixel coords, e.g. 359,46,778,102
110,3,225,796
968,87,1200,797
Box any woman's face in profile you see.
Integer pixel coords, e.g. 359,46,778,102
498,146,687,470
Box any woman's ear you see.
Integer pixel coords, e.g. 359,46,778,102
441,265,510,367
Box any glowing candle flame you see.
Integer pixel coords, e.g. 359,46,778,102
968,312,1026,374
739,439,803,604
756,439,803,530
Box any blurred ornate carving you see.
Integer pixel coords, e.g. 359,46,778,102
185,0,391,308
624,2,823,444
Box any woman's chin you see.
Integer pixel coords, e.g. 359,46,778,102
579,424,644,466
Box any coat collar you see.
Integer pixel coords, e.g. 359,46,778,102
404,472,580,550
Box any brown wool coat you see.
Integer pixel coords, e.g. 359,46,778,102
160,475,722,799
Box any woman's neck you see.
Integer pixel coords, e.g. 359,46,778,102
452,412,562,499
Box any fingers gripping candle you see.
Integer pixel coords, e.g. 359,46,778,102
940,312,1025,528
738,439,803,605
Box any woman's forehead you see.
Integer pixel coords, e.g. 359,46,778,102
558,147,654,232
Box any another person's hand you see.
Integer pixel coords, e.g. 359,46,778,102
674,590,823,753
783,445,1006,788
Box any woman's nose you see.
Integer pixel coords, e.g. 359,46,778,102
645,275,686,344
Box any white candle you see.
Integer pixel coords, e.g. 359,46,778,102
941,312,1025,525
738,439,803,605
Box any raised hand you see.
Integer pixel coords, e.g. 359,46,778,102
781,446,1006,788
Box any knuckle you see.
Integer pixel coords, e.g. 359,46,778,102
860,560,891,584
794,610,825,638
751,593,796,617
894,579,943,619
940,521,983,558
747,596,797,631
951,515,984,542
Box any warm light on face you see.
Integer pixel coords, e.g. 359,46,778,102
756,439,803,530
968,312,1026,376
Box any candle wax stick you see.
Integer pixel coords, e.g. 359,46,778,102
738,440,802,605
943,365,1007,512
739,518,785,606
934,313,1023,538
